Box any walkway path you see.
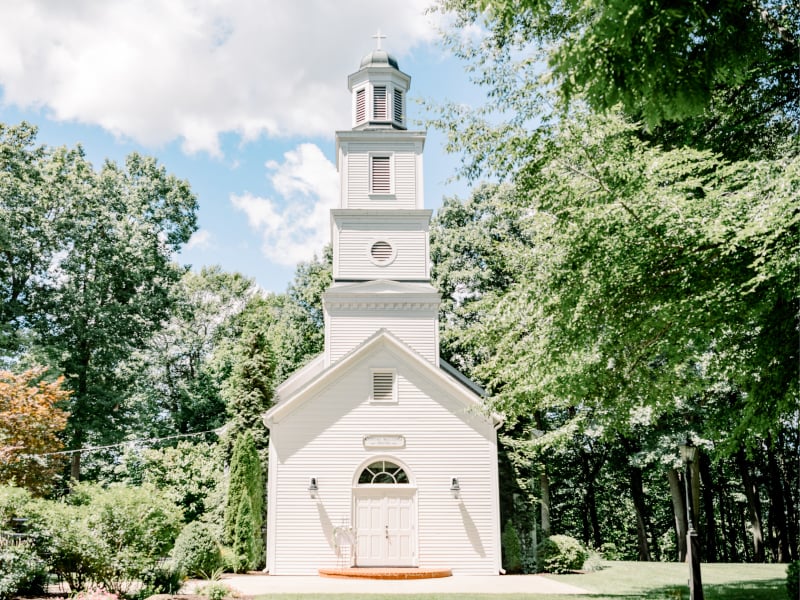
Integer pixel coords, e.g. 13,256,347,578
195,573,589,595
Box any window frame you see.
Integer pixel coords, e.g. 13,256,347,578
357,460,410,485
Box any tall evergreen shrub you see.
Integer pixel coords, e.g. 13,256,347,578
502,520,523,573
223,432,264,571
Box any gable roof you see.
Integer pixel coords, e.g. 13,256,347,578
264,328,502,427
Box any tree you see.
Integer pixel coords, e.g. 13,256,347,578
436,0,799,158
0,367,70,494
113,441,223,524
430,0,798,563
221,319,275,461
223,432,264,571
0,123,73,354
282,246,332,369
429,116,799,560
0,125,198,480
123,267,256,439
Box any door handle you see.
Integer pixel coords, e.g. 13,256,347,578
385,525,389,539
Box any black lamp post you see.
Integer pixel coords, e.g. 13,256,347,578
679,438,704,600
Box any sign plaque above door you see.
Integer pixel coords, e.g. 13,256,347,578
363,434,406,449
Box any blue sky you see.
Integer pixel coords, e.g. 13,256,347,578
0,1,484,293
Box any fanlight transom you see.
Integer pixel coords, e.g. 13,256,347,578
358,460,409,484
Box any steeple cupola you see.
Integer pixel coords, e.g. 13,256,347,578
348,32,410,130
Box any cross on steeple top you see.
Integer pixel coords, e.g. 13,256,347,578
372,29,387,50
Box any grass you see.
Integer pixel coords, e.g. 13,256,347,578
251,561,788,600
545,561,787,599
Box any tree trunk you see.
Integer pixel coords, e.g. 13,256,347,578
668,469,687,561
779,430,799,561
717,483,731,562
766,435,790,561
629,465,652,560
540,470,551,537
699,452,718,562
70,447,81,481
69,345,91,482
736,448,765,561
581,450,603,549
716,460,736,562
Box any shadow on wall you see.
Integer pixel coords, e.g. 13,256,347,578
316,498,336,550
460,501,486,557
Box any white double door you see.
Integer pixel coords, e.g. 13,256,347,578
354,488,416,566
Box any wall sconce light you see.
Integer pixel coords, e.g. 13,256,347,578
450,477,460,499
308,477,318,499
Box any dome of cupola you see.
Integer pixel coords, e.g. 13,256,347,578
348,32,411,131
359,49,400,70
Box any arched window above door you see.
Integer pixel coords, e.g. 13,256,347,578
358,460,409,484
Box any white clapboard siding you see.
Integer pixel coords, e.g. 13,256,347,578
334,237,429,280
336,229,428,280
341,141,421,210
267,346,500,575
327,313,438,364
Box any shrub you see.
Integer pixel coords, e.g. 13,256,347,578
224,433,264,571
0,542,48,600
42,482,182,594
787,560,799,600
172,521,223,578
536,534,588,574
220,546,237,573
139,562,185,597
231,496,256,573
501,520,523,574
197,582,236,600
599,542,621,560
581,550,605,572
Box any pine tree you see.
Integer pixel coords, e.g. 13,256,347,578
223,327,274,452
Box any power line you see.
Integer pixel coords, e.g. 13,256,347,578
20,426,226,458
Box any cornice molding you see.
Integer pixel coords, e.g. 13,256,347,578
324,300,439,311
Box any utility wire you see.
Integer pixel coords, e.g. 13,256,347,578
19,426,226,458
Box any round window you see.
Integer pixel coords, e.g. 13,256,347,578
370,240,394,265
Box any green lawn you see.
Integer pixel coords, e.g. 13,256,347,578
545,561,787,599
253,562,788,600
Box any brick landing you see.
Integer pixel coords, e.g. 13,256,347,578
319,567,453,580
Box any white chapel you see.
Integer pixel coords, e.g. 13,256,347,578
262,42,502,576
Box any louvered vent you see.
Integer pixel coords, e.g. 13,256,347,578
371,156,391,193
370,240,393,263
393,89,403,124
355,88,366,123
373,86,387,120
373,371,394,402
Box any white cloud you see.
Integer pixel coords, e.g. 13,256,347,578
0,0,439,156
186,229,212,250
231,143,337,266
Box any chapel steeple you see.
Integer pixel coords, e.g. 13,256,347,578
348,30,410,130
325,39,438,368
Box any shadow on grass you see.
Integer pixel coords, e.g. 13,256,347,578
599,577,786,600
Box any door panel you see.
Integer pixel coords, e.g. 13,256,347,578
355,491,415,566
